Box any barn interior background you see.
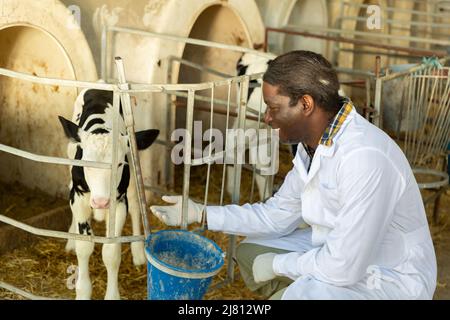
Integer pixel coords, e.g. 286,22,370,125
0,0,449,300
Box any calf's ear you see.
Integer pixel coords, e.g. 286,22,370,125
58,116,81,143
136,129,160,150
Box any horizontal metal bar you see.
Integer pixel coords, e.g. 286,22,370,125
335,67,375,77
0,214,144,244
337,48,426,60
0,281,61,300
341,1,450,18
0,67,115,91
190,135,273,166
414,168,449,189
267,27,448,58
172,90,237,108
0,66,208,93
338,15,450,29
0,143,112,169
126,83,209,92
144,164,285,202
108,26,273,59
381,57,449,81
126,73,264,93
145,185,218,207
283,24,450,46
0,68,263,95
168,56,233,79
375,0,445,3
174,100,262,122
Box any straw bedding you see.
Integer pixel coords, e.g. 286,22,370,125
0,148,449,300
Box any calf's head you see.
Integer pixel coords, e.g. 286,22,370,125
59,116,159,209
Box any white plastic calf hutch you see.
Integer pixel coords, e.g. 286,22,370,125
0,0,98,197
334,0,450,72
0,0,98,254
56,0,267,192
255,0,329,56
0,0,266,195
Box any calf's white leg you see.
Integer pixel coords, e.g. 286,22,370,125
102,201,127,300
127,180,146,266
72,193,94,300
65,215,76,253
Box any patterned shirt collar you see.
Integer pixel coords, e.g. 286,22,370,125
301,98,354,170
319,98,354,147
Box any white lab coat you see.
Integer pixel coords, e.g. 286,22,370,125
206,108,437,300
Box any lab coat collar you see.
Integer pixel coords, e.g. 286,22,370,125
295,107,356,185
304,144,335,184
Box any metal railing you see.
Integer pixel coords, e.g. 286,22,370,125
0,28,276,299
100,26,278,285
375,62,450,223
333,0,450,64
373,56,449,129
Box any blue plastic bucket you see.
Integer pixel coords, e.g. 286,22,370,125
145,230,224,300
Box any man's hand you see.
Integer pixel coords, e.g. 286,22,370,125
150,195,204,227
252,253,277,283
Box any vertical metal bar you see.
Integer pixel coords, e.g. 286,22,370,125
414,70,438,164
107,91,120,238
115,57,151,239
430,72,450,160
101,26,108,81
227,76,250,283
265,126,275,200
413,70,421,159
166,57,175,190
374,79,383,128
436,74,450,155
433,70,445,155
423,70,441,160
365,78,372,121
202,85,215,229
403,72,413,158
434,70,450,155
374,56,383,128
332,0,347,66
181,90,195,230
219,81,233,206
249,84,264,203
264,28,269,53
434,69,447,154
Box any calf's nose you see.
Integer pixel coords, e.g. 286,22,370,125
91,198,110,209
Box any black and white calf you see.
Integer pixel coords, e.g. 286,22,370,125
59,89,159,300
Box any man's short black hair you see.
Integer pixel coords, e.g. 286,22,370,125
263,50,341,114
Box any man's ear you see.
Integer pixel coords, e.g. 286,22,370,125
58,116,81,143
136,129,160,150
300,95,315,116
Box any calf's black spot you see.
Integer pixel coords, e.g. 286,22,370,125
78,222,92,236
84,118,105,131
70,146,89,205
